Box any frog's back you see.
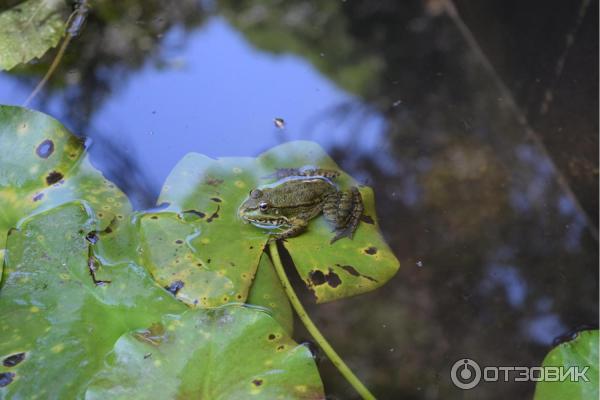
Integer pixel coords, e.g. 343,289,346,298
269,177,335,208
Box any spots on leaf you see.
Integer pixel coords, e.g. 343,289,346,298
338,264,377,282
0,372,14,387
45,171,63,185
165,280,184,295
308,270,326,286
32,192,44,202
364,246,378,255
268,334,276,341
210,197,222,203
204,176,223,186
326,270,341,287
252,379,263,386
85,231,99,244
361,215,375,224
206,205,220,223
3,353,25,367
88,256,111,286
174,239,183,245
183,209,206,218
339,264,359,277
308,269,341,288
36,139,54,158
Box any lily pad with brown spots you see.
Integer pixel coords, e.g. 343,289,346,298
0,105,131,258
154,141,399,304
0,202,322,399
0,202,185,398
85,306,322,399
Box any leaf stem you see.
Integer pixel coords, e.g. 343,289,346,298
269,241,376,400
23,0,90,107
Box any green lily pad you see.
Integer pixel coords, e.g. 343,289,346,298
142,155,270,307
86,306,323,399
534,330,599,400
0,0,68,71
0,202,186,398
0,105,131,256
155,141,399,305
0,202,321,398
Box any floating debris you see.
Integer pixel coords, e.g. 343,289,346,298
273,118,285,129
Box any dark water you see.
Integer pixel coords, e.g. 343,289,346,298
0,1,597,399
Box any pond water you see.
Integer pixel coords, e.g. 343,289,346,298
0,1,597,399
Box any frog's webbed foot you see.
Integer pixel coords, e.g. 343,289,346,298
267,167,340,180
324,187,363,244
269,218,308,242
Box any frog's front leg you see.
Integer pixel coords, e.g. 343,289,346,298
269,217,308,242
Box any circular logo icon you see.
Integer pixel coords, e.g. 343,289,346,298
451,358,481,390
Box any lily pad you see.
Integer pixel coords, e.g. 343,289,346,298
0,105,131,256
86,306,323,399
155,141,399,305
0,202,322,399
0,0,68,71
0,202,186,398
534,330,599,400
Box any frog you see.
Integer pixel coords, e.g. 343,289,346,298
238,167,363,243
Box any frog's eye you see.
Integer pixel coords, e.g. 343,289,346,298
259,201,268,211
250,189,262,199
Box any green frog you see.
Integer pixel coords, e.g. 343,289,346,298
238,168,363,243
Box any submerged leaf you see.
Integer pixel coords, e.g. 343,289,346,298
0,0,68,70
155,141,399,304
534,330,599,400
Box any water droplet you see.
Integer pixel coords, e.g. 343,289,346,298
416,260,423,268
392,99,402,107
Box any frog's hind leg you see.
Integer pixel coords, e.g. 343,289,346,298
324,187,364,244
270,167,340,180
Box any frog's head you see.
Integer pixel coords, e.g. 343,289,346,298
238,188,287,226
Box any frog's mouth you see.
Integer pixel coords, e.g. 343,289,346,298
244,215,290,228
